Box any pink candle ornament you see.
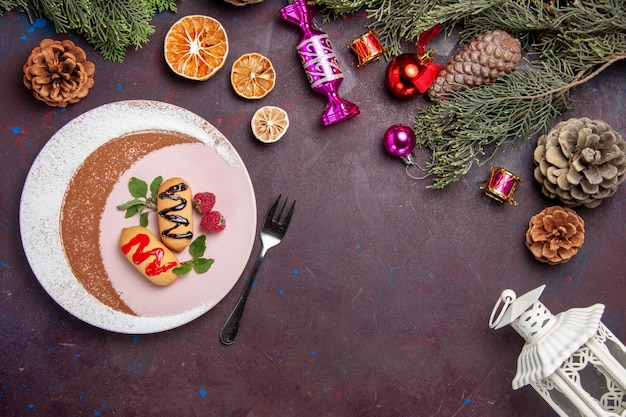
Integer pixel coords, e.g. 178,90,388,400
280,0,360,126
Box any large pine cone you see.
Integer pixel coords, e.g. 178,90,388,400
533,117,626,208
427,30,521,100
23,39,95,107
525,206,585,265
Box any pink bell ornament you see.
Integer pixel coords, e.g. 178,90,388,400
383,124,430,180
489,285,626,417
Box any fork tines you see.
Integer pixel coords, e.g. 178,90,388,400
282,199,295,227
267,194,295,227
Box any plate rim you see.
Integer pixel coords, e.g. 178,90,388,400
19,100,256,334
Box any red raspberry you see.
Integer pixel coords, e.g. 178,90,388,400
193,192,215,214
200,211,226,233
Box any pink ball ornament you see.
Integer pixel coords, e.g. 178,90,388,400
383,124,416,159
383,124,431,180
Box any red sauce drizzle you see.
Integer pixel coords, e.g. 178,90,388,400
121,233,177,277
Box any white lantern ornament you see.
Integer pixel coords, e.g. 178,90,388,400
489,285,626,417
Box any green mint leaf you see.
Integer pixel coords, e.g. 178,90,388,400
117,176,164,226
139,211,150,228
125,205,140,218
189,235,207,259
128,177,148,198
173,262,193,275
116,198,142,210
150,176,163,197
193,258,214,274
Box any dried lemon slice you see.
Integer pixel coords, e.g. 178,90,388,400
231,53,276,99
164,15,229,81
251,106,289,143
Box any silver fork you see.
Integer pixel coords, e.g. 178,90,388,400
219,194,296,345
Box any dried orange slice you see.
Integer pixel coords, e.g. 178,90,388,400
164,15,229,81
251,106,289,143
231,53,276,99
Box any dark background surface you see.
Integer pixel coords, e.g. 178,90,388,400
1,1,624,416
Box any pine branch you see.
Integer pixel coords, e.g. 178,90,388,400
316,0,626,187
149,0,178,13
0,0,29,14
317,0,441,56
315,0,366,19
84,0,157,62
415,53,626,188
0,0,179,62
27,0,71,29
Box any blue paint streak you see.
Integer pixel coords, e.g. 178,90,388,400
20,35,27,41
28,404,34,409
198,389,207,398
278,289,284,295
116,83,122,91
310,349,317,356
133,336,139,342
293,269,299,275
464,398,471,404
12,126,21,134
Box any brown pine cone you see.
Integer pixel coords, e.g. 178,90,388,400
533,118,626,208
525,206,585,265
23,39,95,107
427,30,521,100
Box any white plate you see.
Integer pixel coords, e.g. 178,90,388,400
19,100,256,334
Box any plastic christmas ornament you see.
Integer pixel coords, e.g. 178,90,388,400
280,0,360,126
383,124,416,160
480,166,523,206
386,54,428,99
385,26,443,99
348,30,386,68
383,124,430,179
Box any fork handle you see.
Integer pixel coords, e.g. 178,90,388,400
219,249,266,345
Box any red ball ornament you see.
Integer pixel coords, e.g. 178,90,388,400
385,51,443,99
385,54,426,99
